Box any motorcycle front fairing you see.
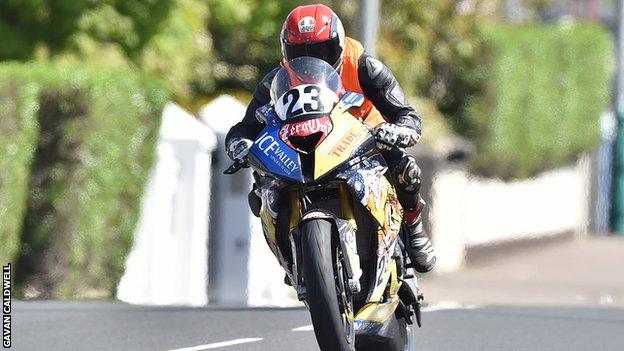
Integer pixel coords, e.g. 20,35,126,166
248,90,373,184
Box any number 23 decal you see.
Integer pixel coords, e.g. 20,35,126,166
275,84,338,120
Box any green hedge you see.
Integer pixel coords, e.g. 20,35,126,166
468,24,612,179
0,74,39,265
0,63,169,298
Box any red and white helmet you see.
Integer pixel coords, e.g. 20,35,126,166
280,4,346,69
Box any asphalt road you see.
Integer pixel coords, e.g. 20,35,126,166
11,300,624,351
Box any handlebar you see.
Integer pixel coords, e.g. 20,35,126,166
223,123,400,175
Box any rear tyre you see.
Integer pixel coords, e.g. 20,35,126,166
301,219,354,351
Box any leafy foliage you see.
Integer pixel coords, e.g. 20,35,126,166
1,63,169,298
0,0,173,60
137,0,211,100
469,23,612,179
0,74,40,265
0,0,208,101
378,0,485,130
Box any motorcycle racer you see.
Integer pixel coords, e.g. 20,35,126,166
225,4,436,273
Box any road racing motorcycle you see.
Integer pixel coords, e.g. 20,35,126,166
225,57,423,351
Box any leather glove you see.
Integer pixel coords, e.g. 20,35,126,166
227,138,253,162
374,122,420,149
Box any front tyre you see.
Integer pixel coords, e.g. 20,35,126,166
302,219,354,351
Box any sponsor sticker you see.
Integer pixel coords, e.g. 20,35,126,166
274,84,338,121
340,92,365,109
279,116,333,148
298,16,316,33
254,131,300,175
301,211,332,220
329,129,360,157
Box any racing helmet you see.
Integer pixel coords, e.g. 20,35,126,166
280,4,346,70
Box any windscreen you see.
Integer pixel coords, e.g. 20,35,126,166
270,57,343,121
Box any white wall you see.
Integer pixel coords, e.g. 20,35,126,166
117,103,216,306
431,156,592,272
200,95,300,307
247,217,301,307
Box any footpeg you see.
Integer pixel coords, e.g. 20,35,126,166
348,279,361,293
296,286,307,301
284,274,292,286
415,292,424,328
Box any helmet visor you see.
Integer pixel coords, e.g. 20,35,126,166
284,37,342,67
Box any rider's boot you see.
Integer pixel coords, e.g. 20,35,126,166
404,197,436,273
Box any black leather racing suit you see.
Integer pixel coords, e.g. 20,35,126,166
225,53,423,211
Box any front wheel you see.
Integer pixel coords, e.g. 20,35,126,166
301,219,354,351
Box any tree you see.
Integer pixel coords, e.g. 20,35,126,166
377,0,485,131
0,0,212,102
0,0,174,60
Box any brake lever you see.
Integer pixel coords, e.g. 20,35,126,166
375,138,399,150
365,123,401,150
223,160,247,175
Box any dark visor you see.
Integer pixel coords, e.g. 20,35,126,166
284,37,342,68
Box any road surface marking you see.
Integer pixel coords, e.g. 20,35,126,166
292,324,314,332
421,301,481,312
165,338,264,351
599,293,614,305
